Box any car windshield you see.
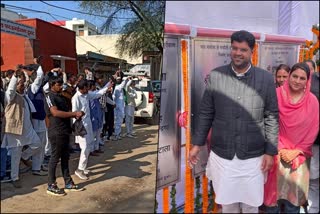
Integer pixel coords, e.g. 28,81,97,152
151,81,161,93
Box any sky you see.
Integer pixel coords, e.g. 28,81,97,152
1,1,122,31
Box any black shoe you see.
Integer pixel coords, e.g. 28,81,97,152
32,170,48,176
64,182,85,192
11,179,22,188
41,165,48,172
0,175,12,183
47,183,66,196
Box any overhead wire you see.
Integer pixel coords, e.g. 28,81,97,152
40,1,135,20
3,3,122,55
4,4,72,20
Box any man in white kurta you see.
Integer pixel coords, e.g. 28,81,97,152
72,79,112,180
113,77,129,140
124,77,137,137
1,73,40,187
21,65,48,176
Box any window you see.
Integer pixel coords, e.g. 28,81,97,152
78,25,84,29
88,31,91,35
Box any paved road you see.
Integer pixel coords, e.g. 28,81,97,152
1,123,158,213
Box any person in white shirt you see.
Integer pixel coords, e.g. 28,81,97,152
72,79,112,180
112,76,129,141
124,77,137,138
1,70,41,188
22,62,48,176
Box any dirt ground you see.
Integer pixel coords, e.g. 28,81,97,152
1,122,158,213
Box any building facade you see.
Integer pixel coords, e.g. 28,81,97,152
1,18,77,74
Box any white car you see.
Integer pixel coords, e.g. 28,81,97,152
133,78,159,125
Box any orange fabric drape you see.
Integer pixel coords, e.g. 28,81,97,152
181,39,194,213
163,187,170,213
202,175,208,213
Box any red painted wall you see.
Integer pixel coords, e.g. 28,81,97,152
1,18,77,74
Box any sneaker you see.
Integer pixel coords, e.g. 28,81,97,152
32,170,48,176
11,179,22,188
90,152,99,156
131,132,137,136
64,182,85,192
117,135,122,140
20,166,31,173
95,149,104,154
122,133,127,137
41,164,48,172
127,134,135,138
83,169,90,175
110,136,117,141
47,183,66,196
75,169,88,180
0,176,12,183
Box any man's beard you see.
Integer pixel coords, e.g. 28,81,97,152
231,60,250,70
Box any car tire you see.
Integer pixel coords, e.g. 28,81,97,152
146,110,160,125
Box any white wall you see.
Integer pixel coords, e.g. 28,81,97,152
278,1,319,41
165,1,280,34
165,1,319,40
76,35,141,64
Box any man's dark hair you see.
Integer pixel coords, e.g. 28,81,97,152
83,66,91,71
304,59,316,70
290,62,311,80
6,69,15,77
231,30,256,50
22,64,39,72
78,74,85,79
95,73,104,80
77,79,88,90
67,73,76,81
49,76,63,88
87,80,96,89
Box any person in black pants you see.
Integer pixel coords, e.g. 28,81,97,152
105,76,116,140
105,89,116,140
45,76,84,196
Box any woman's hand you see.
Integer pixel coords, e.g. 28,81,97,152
279,149,302,163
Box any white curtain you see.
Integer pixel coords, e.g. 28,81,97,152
278,1,319,40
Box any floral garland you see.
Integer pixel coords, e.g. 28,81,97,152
207,181,214,212
170,184,178,213
181,39,194,213
195,176,202,213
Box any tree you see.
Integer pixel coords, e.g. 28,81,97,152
78,1,165,59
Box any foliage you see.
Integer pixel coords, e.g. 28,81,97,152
207,181,214,212
169,184,177,213
79,1,165,59
194,176,202,213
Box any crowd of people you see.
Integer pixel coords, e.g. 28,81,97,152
0,59,138,196
189,30,319,213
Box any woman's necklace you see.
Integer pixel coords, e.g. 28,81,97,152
290,92,304,104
